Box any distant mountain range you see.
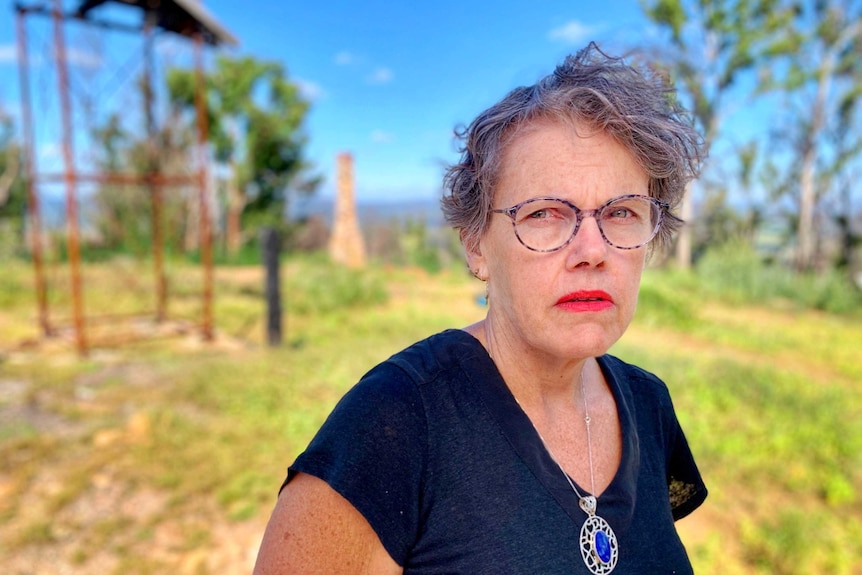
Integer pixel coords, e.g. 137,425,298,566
290,194,447,228
35,192,448,230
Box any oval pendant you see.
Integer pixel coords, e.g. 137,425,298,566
579,514,618,574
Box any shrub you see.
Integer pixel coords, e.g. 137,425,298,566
285,256,388,314
695,241,862,314
634,277,699,331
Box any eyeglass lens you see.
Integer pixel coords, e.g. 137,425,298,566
512,196,660,251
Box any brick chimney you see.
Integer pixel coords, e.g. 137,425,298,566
328,152,367,268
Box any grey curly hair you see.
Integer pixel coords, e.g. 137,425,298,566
441,42,706,254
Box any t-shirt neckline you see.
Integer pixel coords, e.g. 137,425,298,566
450,328,638,529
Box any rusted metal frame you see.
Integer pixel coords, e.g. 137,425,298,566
51,314,194,348
15,2,144,33
52,0,88,356
52,310,158,325
143,15,167,322
16,5,51,337
33,172,199,186
18,0,219,350
84,328,190,349
194,32,214,341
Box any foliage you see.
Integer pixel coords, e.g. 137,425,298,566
755,0,862,271
87,106,195,256
364,217,464,274
694,240,862,313
639,0,862,273
166,55,319,253
80,54,318,261
639,0,799,267
641,0,795,135
0,110,27,258
394,218,467,273
282,254,389,315
691,187,761,262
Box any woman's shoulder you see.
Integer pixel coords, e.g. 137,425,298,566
599,353,665,382
370,328,486,386
598,353,673,404
334,329,484,417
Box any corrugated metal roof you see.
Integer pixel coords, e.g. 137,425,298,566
75,0,238,46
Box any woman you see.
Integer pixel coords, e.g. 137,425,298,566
254,42,708,575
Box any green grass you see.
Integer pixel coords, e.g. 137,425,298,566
0,255,859,573
622,269,862,574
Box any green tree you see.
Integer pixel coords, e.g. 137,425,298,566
0,109,26,258
166,55,319,255
829,111,862,271
88,107,193,256
89,113,138,250
640,0,797,267
757,0,862,271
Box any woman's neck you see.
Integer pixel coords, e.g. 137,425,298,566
465,317,591,410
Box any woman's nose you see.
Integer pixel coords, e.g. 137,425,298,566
566,215,608,268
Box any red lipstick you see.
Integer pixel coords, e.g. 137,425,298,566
555,290,614,312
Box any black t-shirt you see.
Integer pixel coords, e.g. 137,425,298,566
285,329,707,574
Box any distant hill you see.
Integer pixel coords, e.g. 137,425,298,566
36,192,447,231
290,194,446,228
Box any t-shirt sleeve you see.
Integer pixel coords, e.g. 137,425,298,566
666,413,708,521
283,361,427,566
607,355,708,523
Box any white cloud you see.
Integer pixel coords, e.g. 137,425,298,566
370,129,394,144
0,43,46,67
0,102,20,119
296,77,326,101
0,43,104,68
334,50,354,65
367,67,393,85
548,20,596,44
38,142,61,162
65,47,103,69
155,36,188,59
0,44,16,64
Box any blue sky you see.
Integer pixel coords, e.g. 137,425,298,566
0,0,659,204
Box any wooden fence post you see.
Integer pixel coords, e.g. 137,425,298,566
261,227,282,346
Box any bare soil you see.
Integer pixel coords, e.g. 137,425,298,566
0,334,268,575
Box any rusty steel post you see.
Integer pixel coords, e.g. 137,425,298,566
194,33,214,341
35,172,198,186
143,18,167,322
16,6,51,337
52,0,87,355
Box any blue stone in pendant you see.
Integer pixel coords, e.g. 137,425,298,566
594,530,612,564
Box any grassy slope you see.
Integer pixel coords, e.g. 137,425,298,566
621,271,862,574
0,259,859,574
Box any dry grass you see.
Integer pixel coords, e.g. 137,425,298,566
1,259,859,574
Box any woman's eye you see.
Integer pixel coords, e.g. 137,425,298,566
516,201,571,224
527,209,549,219
606,206,638,220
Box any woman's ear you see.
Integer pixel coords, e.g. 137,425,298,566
463,231,488,281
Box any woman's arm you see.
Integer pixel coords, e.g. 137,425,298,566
253,472,403,575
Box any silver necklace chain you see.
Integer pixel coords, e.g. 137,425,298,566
561,367,619,574
565,372,596,499
582,376,597,496
548,371,606,522
483,326,619,572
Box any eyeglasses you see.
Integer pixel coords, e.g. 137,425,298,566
492,194,668,252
